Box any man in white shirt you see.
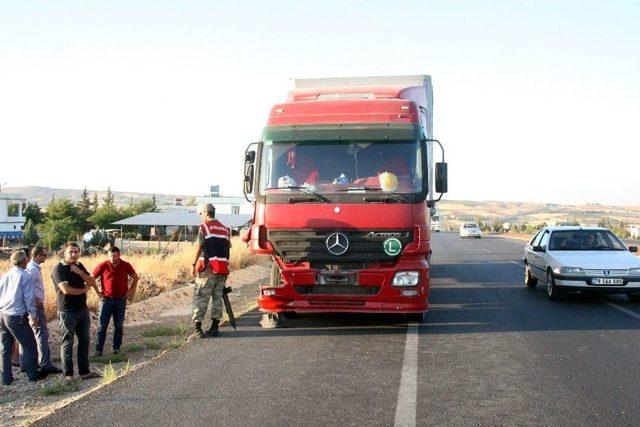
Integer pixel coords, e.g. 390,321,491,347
0,250,47,385
24,246,62,374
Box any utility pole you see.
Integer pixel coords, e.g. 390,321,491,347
0,182,6,193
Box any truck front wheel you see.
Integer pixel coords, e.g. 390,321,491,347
270,261,284,286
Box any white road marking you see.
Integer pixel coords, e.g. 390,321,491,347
394,323,419,427
480,248,491,253
601,300,640,321
509,260,521,266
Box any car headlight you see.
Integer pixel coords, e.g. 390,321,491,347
393,271,420,287
552,267,585,275
629,268,640,275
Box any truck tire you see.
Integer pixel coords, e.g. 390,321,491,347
270,261,283,287
524,263,538,288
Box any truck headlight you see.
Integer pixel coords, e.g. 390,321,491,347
552,267,585,275
393,271,420,287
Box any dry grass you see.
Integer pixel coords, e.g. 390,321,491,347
0,237,256,321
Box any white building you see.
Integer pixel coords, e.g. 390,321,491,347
628,225,640,240
196,186,252,215
0,193,26,239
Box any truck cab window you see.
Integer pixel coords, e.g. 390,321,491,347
260,139,424,195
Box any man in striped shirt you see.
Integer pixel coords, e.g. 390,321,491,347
24,246,62,374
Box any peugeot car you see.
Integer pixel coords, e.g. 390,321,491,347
523,226,640,301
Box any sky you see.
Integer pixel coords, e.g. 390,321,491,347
1,1,639,205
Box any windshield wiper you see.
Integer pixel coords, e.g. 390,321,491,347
264,186,328,202
337,186,405,203
338,186,381,192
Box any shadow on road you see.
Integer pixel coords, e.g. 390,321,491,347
425,260,640,335
217,310,411,339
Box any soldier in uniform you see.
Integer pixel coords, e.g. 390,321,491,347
191,203,231,338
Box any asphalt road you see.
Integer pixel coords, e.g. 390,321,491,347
38,233,640,426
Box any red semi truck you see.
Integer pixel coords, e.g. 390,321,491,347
242,75,447,325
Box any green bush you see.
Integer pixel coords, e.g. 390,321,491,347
141,325,183,337
122,343,145,353
41,378,80,396
144,339,162,350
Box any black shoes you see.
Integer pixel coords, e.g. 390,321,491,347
28,370,49,382
43,365,63,374
206,319,220,337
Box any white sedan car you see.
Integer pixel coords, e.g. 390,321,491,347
523,226,640,301
459,223,482,238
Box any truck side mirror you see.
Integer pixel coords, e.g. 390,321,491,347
245,151,256,163
243,144,258,201
629,246,638,253
244,164,254,194
435,162,448,194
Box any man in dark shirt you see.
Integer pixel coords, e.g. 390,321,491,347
51,242,101,382
92,245,138,356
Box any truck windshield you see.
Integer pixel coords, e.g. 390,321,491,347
259,140,424,195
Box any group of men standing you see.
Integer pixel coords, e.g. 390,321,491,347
1,202,231,386
0,243,139,385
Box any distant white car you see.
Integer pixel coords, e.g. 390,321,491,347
459,223,482,239
523,226,640,301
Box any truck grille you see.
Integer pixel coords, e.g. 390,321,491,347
268,229,413,263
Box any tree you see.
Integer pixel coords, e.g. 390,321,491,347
22,219,39,246
39,199,84,249
103,187,115,207
130,198,157,215
89,205,127,229
23,203,45,225
39,217,78,251
151,194,157,210
92,192,99,210
77,187,92,213
77,187,94,230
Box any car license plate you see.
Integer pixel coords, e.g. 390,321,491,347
592,278,624,285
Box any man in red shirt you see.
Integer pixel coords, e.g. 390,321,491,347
92,246,139,356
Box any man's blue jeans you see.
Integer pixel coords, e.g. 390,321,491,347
0,313,38,384
95,298,126,353
59,308,90,377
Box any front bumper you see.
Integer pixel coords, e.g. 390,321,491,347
258,260,429,314
553,274,640,294
460,232,481,237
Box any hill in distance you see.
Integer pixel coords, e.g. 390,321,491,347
3,186,199,207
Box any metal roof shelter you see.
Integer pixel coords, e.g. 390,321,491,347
113,212,252,228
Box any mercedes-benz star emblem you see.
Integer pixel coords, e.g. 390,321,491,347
326,232,349,256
